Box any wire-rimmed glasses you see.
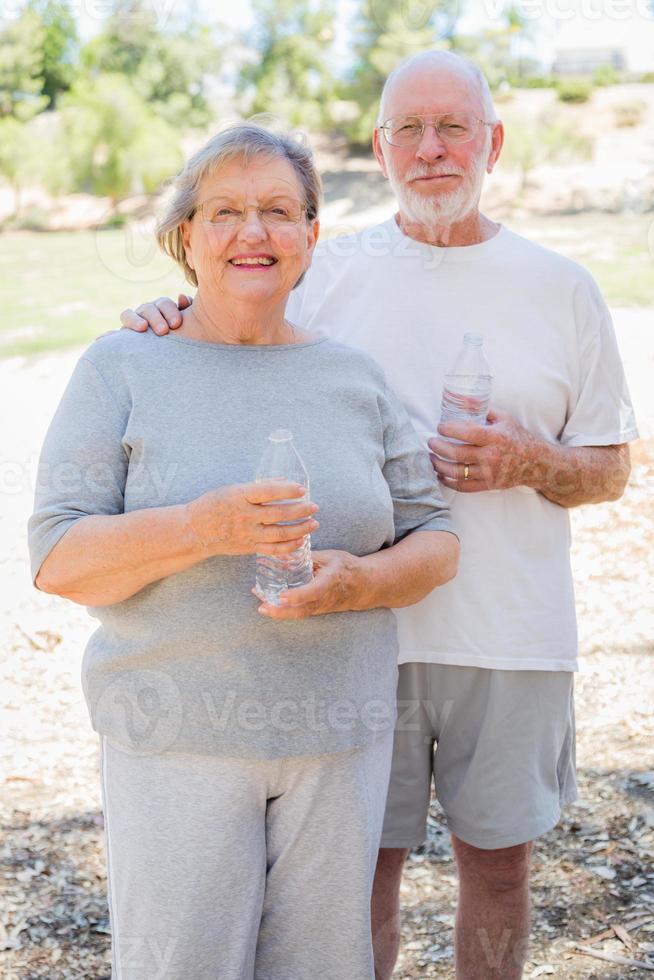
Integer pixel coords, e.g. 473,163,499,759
378,113,494,147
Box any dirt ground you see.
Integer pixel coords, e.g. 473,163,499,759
1,301,653,978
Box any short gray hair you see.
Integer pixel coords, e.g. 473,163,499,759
377,51,497,126
156,124,322,286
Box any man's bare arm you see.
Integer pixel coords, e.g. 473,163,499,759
521,441,630,507
429,408,632,508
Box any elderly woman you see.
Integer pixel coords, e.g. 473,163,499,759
28,124,459,980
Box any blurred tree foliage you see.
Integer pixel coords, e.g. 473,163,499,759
0,2,78,118
0,0,219,205
54,74,183,202
0,116,43,212
501,111,594,192
240,0,337,129
0,0,607,215
455,5,541,91
29,0,79,107
81,0,217,127
342,0,460,147
0,9,49,120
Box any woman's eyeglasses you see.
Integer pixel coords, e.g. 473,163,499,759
194,199,307,227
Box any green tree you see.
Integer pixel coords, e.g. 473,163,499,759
0,10,48,121
0,117,43,215
343,0,461,147
131,26,218,128
80,0,170,76
0,2,77,121
27,0,79,107
81,0,218,127
57,74,183,205
240,0,337,130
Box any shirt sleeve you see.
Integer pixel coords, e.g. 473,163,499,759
560,278,639,447
378,376,457,544
284,257,328,329
27,355,130,584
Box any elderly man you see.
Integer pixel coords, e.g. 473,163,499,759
121,51,638,980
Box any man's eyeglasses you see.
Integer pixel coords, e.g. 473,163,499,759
378,113,494,147
194,199,307,227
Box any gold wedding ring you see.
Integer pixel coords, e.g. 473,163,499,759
463,464,470,481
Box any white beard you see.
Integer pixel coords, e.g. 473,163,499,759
387,132,491,232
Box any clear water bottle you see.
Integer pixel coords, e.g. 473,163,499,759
440,333,493,438
254,429,314,605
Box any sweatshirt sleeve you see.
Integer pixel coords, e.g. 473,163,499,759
27,355,130,584
378,375,457,544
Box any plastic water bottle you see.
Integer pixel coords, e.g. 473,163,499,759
440,333,493,439
254,429,314,605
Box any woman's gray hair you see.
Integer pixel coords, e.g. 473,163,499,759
156,124,322,286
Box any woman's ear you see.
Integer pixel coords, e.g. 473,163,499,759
181,220,195,271
306,218,320,257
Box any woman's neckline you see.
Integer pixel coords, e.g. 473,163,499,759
161,330,328,352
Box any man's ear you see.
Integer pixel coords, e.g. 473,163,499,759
372,128,389,179
486,121,504,174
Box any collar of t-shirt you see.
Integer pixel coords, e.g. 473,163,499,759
386,214,507,263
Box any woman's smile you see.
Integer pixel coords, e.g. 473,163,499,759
228,252,279,270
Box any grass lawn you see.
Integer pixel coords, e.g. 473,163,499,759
1,212,652,360
510,211,654,309
0,228,185,359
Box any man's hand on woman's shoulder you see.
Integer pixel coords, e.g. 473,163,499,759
120,293,193,335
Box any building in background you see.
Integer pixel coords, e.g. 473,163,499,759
550,11,654,76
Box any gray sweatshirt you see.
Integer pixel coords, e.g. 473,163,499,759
28,329,454,758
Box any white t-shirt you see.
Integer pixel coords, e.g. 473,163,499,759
286,216,638,672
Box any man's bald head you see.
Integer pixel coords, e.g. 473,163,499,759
377,51,496,125
371,49,504,239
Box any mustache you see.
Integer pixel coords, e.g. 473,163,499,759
406,166,466,180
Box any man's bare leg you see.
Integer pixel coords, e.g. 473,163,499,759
452,836,533,980
371,847,409,980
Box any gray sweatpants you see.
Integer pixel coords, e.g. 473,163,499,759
99,732,393,980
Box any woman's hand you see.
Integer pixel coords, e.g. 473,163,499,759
185,481,319,557
254,530,460,619
253,549,365,619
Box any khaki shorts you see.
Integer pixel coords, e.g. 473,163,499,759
380,663,577,851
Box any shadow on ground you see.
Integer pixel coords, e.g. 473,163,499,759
2,764,653,978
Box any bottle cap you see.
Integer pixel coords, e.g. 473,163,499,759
463,332,483,346
269,429,292,442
